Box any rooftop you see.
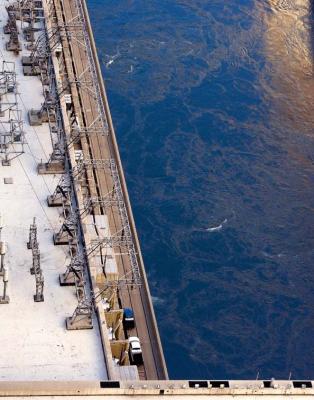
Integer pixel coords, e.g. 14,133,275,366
0,0,107,381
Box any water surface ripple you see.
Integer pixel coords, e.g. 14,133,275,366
87,0,314,379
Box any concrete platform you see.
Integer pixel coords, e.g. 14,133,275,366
0,0,107,381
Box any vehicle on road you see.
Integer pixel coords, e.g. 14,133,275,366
123,307,135,329
128,336,143,364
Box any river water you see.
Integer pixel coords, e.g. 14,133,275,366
87,0,314,379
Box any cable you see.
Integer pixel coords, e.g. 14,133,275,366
12,141,69,260
17,92,50,161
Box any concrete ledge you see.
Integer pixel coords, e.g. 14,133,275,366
66,316,93,330
47,195,63,207
38,162,65,175
0,380,313,397
59,272,82,286
28,110,42,125
53,233,77,246
23,65,41,76
22,56,37,66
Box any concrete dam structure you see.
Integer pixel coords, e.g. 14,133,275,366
0,0,312,398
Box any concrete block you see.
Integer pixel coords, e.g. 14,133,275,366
38,161,65,175
0,295,9,304
47,195,63,207
6,41,21,53
21,56,34,66
28,110,42,126
66,316,93,330
59,273,76,286
53,233,77,246
34,294,44,302
23,65,41,76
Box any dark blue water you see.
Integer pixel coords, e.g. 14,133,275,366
87,0,314,379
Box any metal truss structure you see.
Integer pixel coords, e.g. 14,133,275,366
4,6,21,54
41,0,142,334
54,202,78,245
0,61,16,95
47,174,71,206
67,157,142,285
0,61,25,165
66,297,93,330
46,0,109,139
27,217,44,302
60,251,84,286
27,217,38,250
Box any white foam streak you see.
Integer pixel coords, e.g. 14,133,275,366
206,218,228,233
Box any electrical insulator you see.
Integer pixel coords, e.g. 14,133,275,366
3,268,8,282
0,241,6,255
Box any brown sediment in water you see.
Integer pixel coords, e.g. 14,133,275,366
259,0,314,134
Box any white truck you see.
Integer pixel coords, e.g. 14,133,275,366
128,336,143,364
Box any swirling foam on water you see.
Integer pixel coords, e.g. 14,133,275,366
88,0,314,379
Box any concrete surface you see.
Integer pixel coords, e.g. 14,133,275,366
0,0,107,381
0,380,312,398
